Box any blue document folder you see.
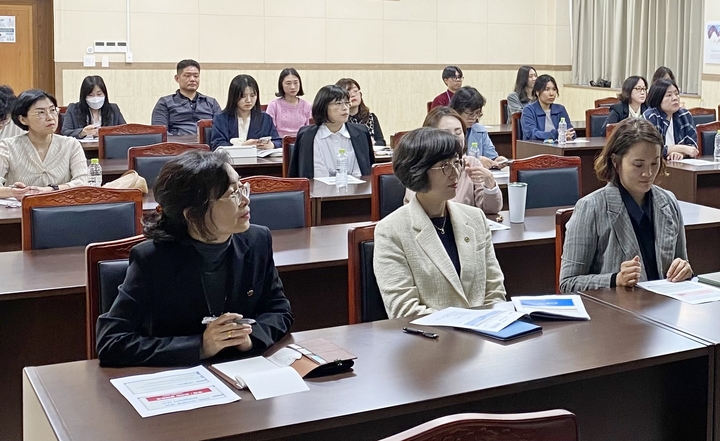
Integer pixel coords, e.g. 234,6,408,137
463,320,542,341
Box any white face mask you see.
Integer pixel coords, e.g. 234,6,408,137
86,96,105,110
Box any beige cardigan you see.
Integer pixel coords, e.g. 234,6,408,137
0,134,88,188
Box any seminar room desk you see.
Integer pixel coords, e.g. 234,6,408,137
80,134,199,158
486,120,586,160
660,156,720,209
515,137,606,196
23,299,710,441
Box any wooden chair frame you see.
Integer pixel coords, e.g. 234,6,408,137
21,187,143,250
585,107,610,137
85,234,145,359
555,208,574,294
390,131,408,150
347,223,377,324
281,135,296,178
696,121,720,156
197,119,213,146
426,101,433,113
500,99,509,124
370,162,394,221
605,123,618,138
594,97,619,108
687,107,717,119
127,142,210,170
509,154,582,202
98,123,167,159
510,111,522,159
56,106,68,134
240,175,312,228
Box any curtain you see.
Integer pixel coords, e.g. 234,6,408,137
572,0,702,94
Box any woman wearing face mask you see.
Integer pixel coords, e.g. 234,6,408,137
61,75,126,139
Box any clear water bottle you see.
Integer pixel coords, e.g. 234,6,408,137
336,148,348,188
468,141,480,158
88,158,102,187
714,130,720,162
558,117,567,146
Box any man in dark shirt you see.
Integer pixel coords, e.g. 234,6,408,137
151,59,222,136
430,66,463,110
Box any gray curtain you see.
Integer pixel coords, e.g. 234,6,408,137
572,0,702,94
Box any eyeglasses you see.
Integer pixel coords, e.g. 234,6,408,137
462,109,483,119
227,182,251,205
633,87,648,92
28,107,59,119
331,101,352,108
430,158,465,176
449,76,464,82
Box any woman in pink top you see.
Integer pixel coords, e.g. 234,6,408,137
265,68,312,137
404,107,503,214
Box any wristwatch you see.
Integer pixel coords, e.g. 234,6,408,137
49,184,59,191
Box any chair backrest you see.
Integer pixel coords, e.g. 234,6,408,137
426,101,432,113
260,104,268,111
510,111,523,159
56,106,67,134
594,97,619,108
509,154,582,209
128,142,210,189
241,176,311,229
585,107,610,137
21,187,143,250
371,163,405,221
500,99,509,124
696,121,720,156
282,135,296,177
98,123,167,159
555,208,574,294
378,410,578,441
348,224,387,324
197,119,213,146
688,107,717,127
85,235,145,359
605,123,618,138
390,131,408,149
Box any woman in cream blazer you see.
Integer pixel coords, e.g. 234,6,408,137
374,128,506,319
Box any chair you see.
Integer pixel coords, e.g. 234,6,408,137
241,176,311,230
509,154,581,209
98,123,167,159
371,163,405,221
426,101,432,113
510,111,523,159
696,121,720,156
281,135,296,177
347,224,387,324
555,208,574,294
260,104,268,111
594,97,619,108
56,106,67,134
21,187,143,250
197,119,213,146
85,235,145,359
128,142,210,189
500,99,509,124
390,131,408,149
379,410,578,441
688,107,717,127
585,107,610,137
605,123,618,138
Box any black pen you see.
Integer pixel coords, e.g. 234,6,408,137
403,327,438,339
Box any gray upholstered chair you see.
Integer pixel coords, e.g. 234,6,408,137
585,107,610,137
128,142,210,189
98,123,167,159
688,107,717,127
197,119,213,147
241,176,311,230
509,154,581,209
696,121,720,156
347,224,387,324
371,162,405,221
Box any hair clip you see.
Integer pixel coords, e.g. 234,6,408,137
155,205,163,214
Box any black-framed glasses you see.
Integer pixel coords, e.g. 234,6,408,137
449,76,464,82
28,107,59,119
331,100,352,108
227,182,251,204
430,158,465,176
633,87,647,92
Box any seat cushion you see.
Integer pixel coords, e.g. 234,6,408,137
98,259,130,314
248,191,306,230
379,174,405,219
360,241,387,322
134,156,175,189
518,167,579,209
104,134,164,159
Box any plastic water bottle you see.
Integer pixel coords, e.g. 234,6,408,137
88,158,102,187
558,118,567,146
336,149,348,188
714,130,720,162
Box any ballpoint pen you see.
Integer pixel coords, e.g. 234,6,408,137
402,327,438,339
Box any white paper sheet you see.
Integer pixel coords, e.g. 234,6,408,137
256,148,283,158
313,176,365,185
211,352,308,400
677,159,718,166
110,366,239,418
410,307,524,333
637,280,720,304
490,169,509,179
564,139,591,144
486,218,510,231
0,198,19,208
512,295,590,320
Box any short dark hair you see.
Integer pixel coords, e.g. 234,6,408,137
646,78,678,109
336,77,370,123
449,86,486,113
311,85,349,125
594,118,666,186
442,66,463,80
276,67,305,97
532,74,559,99
144,150,233,242
513,66,537,104
617,76,648,103
651,66,675,84
12,89,58,131
78,75,113,127
0,85,17,121
176,59,201,74
223,74,262,131
393,127,463,193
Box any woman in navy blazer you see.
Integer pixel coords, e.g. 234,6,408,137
211,74,281,150
521,74,575,141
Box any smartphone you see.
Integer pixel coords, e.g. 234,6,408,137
258,136,271,143
491,159,510,169
233,318,256,325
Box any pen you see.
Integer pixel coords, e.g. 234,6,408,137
403,327,438,339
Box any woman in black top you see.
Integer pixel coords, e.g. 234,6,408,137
602,75,648,133
336,78,386,146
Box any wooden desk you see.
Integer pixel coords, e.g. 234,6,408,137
661,157,720,209
515,137,606,196
99,157,286,182
80,134,199,158
487,121,586,160
23,299,710,441
310,177,372,225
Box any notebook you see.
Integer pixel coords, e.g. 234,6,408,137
698,272,720,288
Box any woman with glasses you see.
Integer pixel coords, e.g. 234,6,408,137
97,150,293,367
0,85,25,140
521,74,576,141
336,78,386,146
449,86,507,168
430,66,464,110
61,75,126,139
642,79,697,161
602,76,649,134
374,127,506,318
288,85,374,178
0,89,88,200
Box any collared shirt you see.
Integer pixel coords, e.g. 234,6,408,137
619,184,660,281
312,124,361,177
237,116,250,143
151,90,222,136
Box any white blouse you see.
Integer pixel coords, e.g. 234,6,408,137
0,134,88,187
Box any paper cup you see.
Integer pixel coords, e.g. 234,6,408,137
508,182,528,223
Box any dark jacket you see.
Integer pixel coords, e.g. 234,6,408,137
288,123,375,178
601,102,648,132
61,102,126,138
210,111,281,149
96,226,293,367
521,100,574,141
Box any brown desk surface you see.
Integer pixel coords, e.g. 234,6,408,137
485,120,586,135
81,134,199,153
666,156,720,173
516,137,607,150
23,298,708,441
100,157,285,176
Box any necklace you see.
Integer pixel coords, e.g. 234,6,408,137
433,214,447,235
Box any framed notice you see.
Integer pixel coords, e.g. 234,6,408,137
705,23,720,64
0,16,15,43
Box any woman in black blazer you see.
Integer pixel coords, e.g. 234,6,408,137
61,75,126,139
288,85,374,178
602,75,648,133
96,150,293,367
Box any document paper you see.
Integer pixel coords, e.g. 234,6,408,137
638,280,720,304
110,366,239,418
314,176,365,185
512,295,590,320
410,307,524,332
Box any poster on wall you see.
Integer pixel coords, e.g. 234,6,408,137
0,16,15,43
706,23,720,64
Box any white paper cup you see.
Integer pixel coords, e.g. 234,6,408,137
508,182,528,223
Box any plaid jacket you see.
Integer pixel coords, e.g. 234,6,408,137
642,107,697,148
